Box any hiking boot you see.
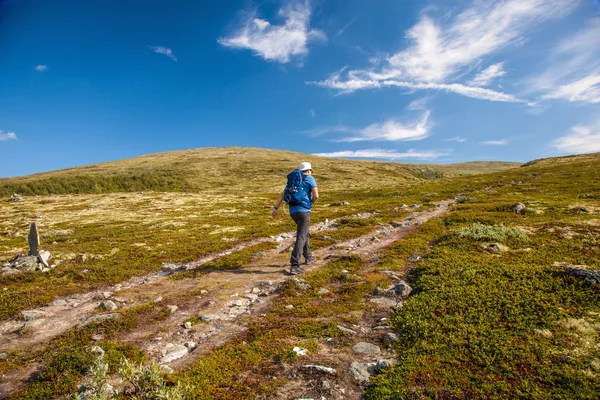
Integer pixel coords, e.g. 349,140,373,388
289,266,306,275
304,255,317,265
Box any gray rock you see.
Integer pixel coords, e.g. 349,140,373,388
0,353,8,360
349,361,377,385
160,365,174,373
317,288,330,295
336,325,356,335
184,342,196,349
101,300,118,312
200,289,208,295
166,305,178,313
483,243,509,253
77,313,120,328
370,297,400,307
200,314,220,322
184,321,193,329
231,299,245,307
394,281,413,297
558,263,600,286
303,364,337,375
408,255,422,262
10,255,39,272
21,309,45,321
39,250,52,265
153,296,163,303
28,223,40,258
330,201,350,206
52,299,68,307
352,342,381,355
285,305,294,310
373,286,385,295
379,270,401,280
102,292,112,299
9,194,23,202
294,278,310,290
513,203,526,214
383,332,399,344
160,344,188,363
161,263,186,276
244,293,259,302
376,359,396,371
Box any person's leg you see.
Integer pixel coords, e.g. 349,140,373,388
302,214,313,261
290,212,310,272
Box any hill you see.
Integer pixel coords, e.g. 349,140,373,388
0,147,520,195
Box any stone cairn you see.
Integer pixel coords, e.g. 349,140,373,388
1,222,53,274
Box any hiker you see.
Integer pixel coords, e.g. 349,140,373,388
272,162,319,275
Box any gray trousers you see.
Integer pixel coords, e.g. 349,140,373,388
290,212,311,268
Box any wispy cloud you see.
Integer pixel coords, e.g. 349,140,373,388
310,0,578,102
445,136,467,142
313,148,448,160
468,63,506,87
553,122,600,154
337,18,357,36
0,130,17,141
338,111,431,142
218,2,326,64
309,108,316,117
529,17,600,104
406,96,429,110
481,139,508,145
35,64,47,72
150,46,177,61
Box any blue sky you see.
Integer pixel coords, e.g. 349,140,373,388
1,0,599,178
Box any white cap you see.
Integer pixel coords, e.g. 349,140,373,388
299,162,312,171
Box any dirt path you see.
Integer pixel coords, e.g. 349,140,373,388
0,199,455,397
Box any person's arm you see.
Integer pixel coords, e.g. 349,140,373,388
271,190,285,218
311,187,319,204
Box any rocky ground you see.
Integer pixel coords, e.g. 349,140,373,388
0,199,455,399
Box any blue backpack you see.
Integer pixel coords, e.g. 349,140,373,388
284,169,311,209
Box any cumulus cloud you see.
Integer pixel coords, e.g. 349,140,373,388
0,130,17,141
35,64,47,71
313,148,448,160
481,139,508,145
218,2,326,64
468,63,506,87
150,46,177,61
310,0,578,102
553,123,600,154
529,17,600,104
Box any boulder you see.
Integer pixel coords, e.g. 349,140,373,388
394,281,413,297
21,309,46,321
352,342,381,355
160,344,188,363
513,203,526,214
349,361,377,385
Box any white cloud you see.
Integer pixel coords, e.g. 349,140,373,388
541,73,600,104
481,139,508,145
445,136,467,142
309,108,316,117
0,130,17,141
35,64,47,71
553,123,600,154
310,0,578,102
337,111,431,143
406,96,429,110
337,18,357,36
468,63,506,87
150,46,177,61
529,17,600,104
218,2,326,64
313,148,448,160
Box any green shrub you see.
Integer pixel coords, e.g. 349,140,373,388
455,222,529,242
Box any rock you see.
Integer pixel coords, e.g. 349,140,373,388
102,292,112,299
28,223,40,257
513,203,526,214
200,314,220,322
0,353,7,360
41,268,51,273
293,346,308,356
373,286,385,295
349,361,377,385
231,299,245,307
200,289,208,295
352,342,381,355
161,263,186,276
153,296,163,303
184,342,196,350
383,332,399,344
39,250,52,265
184,321,193,329
9,194,23,202
9,255,39,272
370,297,400,307
336,325,357,335
21,309,45,321
251,287,260,294
317,288,330,295
379,270,401,280
557,263,600,286
303,364,337,375
160,365,174,373
78,313,120,328
294,278,310,290
483,243,509,253
394,281,413,297
160,344,188,363
330,201,349,206
101,300,118,312
92,334,104,341
376,359,396,371
244,293,259,302
52,299,68,307
285,304,294,310
166,305,178,313
408,255,422,262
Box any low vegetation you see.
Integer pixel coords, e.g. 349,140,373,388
1,149,598,399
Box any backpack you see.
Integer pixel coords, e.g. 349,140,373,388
284,169,311,209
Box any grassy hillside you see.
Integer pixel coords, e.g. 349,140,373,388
1,151,598,399
0,147,520,195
